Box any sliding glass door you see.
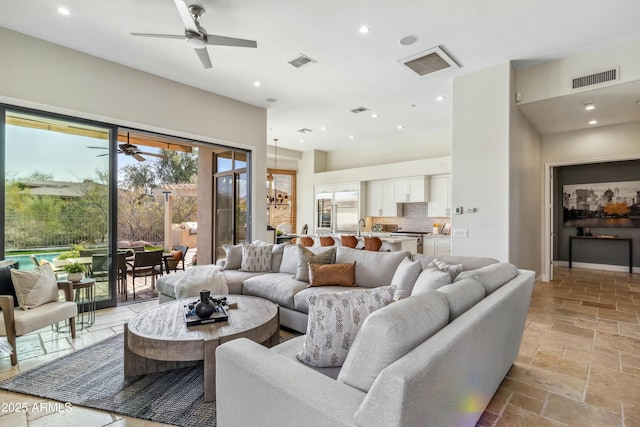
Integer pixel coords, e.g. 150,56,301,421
2,107,117,307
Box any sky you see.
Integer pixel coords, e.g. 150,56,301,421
5,125,160,182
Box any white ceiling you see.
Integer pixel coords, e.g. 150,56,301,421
2,0,640,152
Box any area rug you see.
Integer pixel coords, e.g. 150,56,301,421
0,333,292,426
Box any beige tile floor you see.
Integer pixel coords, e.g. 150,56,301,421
0,266,638,426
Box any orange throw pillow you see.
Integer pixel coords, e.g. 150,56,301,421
308,262,356,287
171,250,183,260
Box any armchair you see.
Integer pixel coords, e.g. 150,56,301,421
0,279,77,366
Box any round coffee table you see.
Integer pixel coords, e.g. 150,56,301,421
124,295,279,402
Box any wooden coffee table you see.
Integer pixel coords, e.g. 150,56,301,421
124,295,279,402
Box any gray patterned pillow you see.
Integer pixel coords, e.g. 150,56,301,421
240,243,273,272
295,245,336,282
296,285,395,367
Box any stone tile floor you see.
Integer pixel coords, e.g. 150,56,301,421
0,266,638,426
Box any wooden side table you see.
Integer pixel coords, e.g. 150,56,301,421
55,278,97,332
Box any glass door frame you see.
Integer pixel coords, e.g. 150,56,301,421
0,104,119,309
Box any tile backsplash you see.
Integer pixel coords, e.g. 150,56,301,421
366,203,450,233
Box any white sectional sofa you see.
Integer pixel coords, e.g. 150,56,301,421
215,256,535,426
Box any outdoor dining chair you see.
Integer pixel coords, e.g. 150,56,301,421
126,251,163,299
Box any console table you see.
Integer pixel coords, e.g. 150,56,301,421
568,236,633,273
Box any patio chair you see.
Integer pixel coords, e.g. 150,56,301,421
165,245,188,273
116,252,128,298
0,261,77,365
91,254,110,282
126,251,163,299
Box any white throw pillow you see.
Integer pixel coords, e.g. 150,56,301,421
296,286,395,367
10,265,59,310
411,267,452,295
240,243,273,272
391,257,423,300
222,244,243,270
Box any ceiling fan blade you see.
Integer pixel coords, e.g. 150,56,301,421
195,48,212,69
87,146,108,149
137,151,168,159
206,34,257,48
133,153,146,162
174,0,200,33
96,153,109,157
130,33,184,39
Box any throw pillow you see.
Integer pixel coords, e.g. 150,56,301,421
10,265,59,310
454,262,518,294
308,262,356,287
390,257,423,300
222,244,243,270
411,267,452,295
430,258,463,281
0,263,18,307
295,245,336,282
240,243,273,272
296,285,395,367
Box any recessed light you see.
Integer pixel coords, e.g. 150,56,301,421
299,139,304,144
349,135,355,140
57,6,70,15
589,120,598,125
371,113,378,118
253,81,261,87
399,35,418,46
320,126,326,131
436,96,445,101
397,125,404,130
359,26,370,34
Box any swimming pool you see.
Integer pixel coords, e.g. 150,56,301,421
5,253,63,270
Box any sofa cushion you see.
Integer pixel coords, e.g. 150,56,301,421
430,258,463,281
272,335,342,380
241,243,273,272
279,245,333,275
295,246,336,282
338,291,450,392
437,278,485,321
0,264,18,307
411,267,452,295
221,269,264,294
296,286,395,368
308,262,356,287
390,257,422,300
242,273,309,310
455,262,518,294
10,266,59,310
294,286,369,313
222,244,243,270
336,246,410,288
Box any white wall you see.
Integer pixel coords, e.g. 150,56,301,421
326,129,452,171
509,77,543,274
0,28,267,263
517,38,640,104
451,63,512,261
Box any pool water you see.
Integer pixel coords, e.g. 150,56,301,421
5,253,62,270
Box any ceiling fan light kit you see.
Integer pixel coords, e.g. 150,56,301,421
130,0,257,69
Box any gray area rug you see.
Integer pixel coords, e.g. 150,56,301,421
0,333,290,427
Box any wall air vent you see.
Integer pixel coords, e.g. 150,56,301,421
350,106,369,114
297,128,313,133
288,54,317,69
398,46,460,79
572,67,619,90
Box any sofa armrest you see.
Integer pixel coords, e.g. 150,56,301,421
216,338,364,427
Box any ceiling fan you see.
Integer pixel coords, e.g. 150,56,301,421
130,0,257,69
88,134,169,162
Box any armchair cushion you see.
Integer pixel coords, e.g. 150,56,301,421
0,300,77,336
0,264,18,307
10,266,59,310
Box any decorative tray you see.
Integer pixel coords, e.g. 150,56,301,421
183,298,229,327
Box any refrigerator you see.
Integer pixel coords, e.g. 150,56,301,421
315,188,358,233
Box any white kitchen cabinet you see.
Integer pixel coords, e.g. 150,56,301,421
393,176,429,203
428,174,451,217
423,236,451,257
367,180,402,217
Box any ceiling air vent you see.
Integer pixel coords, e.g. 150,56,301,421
571,67,619,90
288,54,317,69
297,128,313,133
398,46,460,79
350,106,369,114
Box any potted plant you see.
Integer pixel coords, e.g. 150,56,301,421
64,262,87,282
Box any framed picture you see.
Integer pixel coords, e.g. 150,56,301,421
441,223,451,235
562,180,640,228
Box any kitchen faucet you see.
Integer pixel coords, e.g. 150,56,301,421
357,218,365,237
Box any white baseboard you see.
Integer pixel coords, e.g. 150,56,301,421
555,260,638,274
